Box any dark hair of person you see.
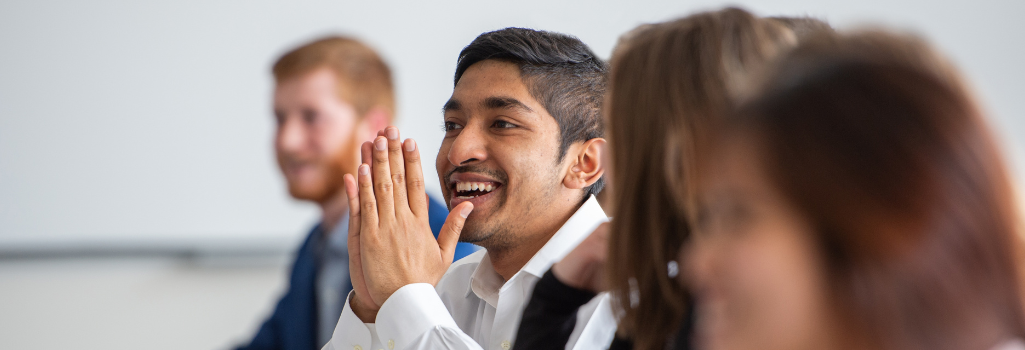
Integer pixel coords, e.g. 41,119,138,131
603,8,796,349
454,27,608,200
728,40,1025,350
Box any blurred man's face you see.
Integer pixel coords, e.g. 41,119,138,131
437,60,572,249
273,68,360,203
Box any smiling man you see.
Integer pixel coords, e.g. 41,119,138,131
322,28,617,350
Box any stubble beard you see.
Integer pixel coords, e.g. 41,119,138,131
457,191,511,246
283,130,360,204
456,171,559,255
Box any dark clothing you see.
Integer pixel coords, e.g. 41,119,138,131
513,269,598,350
514,268,693,350
238,226,320,350
236,196,478,350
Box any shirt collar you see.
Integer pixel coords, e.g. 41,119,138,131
466,195,608,301
329,214,349,240
469,254,504,307
318,214,351,260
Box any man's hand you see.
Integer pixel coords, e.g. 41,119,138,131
551,222,610,293
343,126,473,322
343,150,379,322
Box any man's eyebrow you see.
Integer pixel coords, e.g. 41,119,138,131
442,99,461,113
482,96,534,113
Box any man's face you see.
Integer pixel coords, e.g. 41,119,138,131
273,68,360,203
437,60,569,247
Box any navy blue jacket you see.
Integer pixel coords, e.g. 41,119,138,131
236,196,477,350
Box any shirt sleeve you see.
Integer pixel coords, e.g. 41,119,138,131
322,291,374,350
323,284,484,350
376,283,483,350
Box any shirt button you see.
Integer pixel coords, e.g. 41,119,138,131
501,340,511,350
388,340,395,350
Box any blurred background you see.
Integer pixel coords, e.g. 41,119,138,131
0,0,1022,349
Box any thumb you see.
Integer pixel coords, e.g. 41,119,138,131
439,202,473,263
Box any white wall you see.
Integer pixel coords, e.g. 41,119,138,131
2,0,1023,249
0,255,290,350
0,0,1023,349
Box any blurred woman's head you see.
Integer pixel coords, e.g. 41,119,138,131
688,31,1025,350
603,7,797,348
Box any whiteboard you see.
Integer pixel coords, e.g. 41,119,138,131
2,0,1023,251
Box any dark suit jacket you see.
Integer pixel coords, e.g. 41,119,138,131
236,195,477,350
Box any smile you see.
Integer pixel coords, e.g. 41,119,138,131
446,171,505,209
453,181,500,199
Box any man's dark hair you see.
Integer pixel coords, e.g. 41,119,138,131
454,27,608,199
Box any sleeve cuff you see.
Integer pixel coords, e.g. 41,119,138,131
325,291,373,350
375,283,459,350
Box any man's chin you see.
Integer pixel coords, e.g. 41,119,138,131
458,228,496,244
287,184,333,203
457,214,502,244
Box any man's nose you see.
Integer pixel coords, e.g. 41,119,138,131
447,126,487,166
275,116,306,153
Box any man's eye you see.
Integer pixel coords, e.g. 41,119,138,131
492,120,516,128
443,121,463,132
302,110,317,124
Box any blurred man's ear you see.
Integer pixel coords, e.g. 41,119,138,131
356,106,391,143
563,138,606,190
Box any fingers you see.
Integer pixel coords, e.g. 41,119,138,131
356,163,380,230
361,141,372,168
438,202,473,264
344,172,376,316
403,138,429,216
371,136,396,221
344,174,361,235
384,127,411,215
368,129,385,168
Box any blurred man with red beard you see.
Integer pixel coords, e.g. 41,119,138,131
236,36,476,350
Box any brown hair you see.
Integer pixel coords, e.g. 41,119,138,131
765,29,967,96
604,8,796,349
273,36,395,119
767,16,833,39
730,33,1025,350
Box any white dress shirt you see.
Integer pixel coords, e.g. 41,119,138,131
323,196,616,350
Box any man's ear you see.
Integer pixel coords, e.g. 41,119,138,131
355,106,392,142
563,138,606,190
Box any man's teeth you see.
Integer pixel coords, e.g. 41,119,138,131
455,182,495,193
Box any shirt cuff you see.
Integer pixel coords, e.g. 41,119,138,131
325,290,373,350
375,283,459,350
